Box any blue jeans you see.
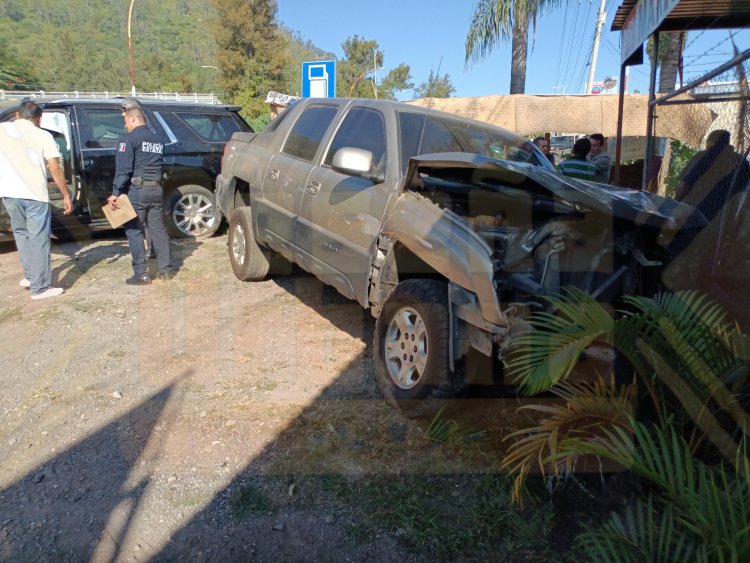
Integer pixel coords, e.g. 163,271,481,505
2,197,53,295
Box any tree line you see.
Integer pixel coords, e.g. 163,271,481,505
0,0,455,129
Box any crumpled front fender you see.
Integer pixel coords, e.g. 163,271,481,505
381,192,507,327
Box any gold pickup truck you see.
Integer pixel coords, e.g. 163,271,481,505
215,98,702,416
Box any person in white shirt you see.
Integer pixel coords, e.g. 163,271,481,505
0,101,72,299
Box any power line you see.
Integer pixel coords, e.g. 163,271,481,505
552,3,571,88
558,0,585,91
561,0,595,93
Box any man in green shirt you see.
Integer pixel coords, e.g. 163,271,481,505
558,138,596,181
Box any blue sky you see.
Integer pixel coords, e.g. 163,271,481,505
277,0,750,100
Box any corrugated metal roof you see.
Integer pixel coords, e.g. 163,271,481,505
612,0,750,32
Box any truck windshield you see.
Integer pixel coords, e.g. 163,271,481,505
398,111,549,173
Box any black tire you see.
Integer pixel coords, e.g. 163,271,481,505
228,206,270,281
374,279,460,417
165,184,222,239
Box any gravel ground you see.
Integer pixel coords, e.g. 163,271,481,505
0,234,529,562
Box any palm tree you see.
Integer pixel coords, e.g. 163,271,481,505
465,0,559,94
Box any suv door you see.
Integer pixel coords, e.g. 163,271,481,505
154,108,246,237
75,105,170,223
39,108,85,236
75,105,129,221
297,105,393,303
258,103,338,258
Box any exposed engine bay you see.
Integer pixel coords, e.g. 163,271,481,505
407,160,696,314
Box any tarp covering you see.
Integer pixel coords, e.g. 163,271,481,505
406,94,712,147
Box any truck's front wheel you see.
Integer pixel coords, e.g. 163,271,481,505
228,207,270,281
374,279,460,416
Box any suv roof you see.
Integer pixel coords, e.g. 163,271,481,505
34,98,243,112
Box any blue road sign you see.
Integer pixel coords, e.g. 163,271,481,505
301,60,336,98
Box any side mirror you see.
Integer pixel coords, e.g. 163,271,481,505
332,147,384,183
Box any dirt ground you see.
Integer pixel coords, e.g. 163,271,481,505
0,233,569,561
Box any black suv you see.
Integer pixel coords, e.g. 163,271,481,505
0,98,253,242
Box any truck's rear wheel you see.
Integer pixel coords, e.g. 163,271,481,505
228,207,270,281
374,279,461,417
166,184,221,239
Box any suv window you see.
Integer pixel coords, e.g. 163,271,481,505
174,112,242,143
78,108,127,149
324,107,386,173
282,105,337,162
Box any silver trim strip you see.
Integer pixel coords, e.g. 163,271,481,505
153,111,178,144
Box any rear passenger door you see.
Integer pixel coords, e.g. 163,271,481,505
75,105,128,221
257,104,338,258
76,105,171,222
154,109,246,189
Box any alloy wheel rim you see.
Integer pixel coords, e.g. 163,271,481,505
383,306,428,389
232,223,246,266
173,193,216,236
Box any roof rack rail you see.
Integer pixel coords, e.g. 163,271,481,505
0,90,222,104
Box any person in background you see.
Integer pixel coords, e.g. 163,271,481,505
0,100,73,299
676,129,749,222
532,136,555,166
107,98,174,285
557,138,596,181
588,133,612,183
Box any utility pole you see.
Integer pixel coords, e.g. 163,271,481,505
128,0,136,96
585,0,607,95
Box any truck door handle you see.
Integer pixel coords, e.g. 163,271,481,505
305,181,321,195
268,168,279,181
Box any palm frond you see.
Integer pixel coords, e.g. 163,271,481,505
571,424,750,559
657,317,750,434
501,379,636,504
464,0,564,65
505,289,614,394
636,338,747,469
465,0,514,64
576,495,699,563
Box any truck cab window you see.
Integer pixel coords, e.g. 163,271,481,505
282,105,337,162
324,107,386,175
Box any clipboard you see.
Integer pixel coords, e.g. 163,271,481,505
102,194,137,228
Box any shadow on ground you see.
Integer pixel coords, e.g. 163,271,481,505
0,373,191,561
0,271,576,561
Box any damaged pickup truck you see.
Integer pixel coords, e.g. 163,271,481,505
215,98,700,414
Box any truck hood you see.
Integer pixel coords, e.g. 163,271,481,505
404,153,706,232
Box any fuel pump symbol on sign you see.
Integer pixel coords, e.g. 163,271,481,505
301,60,336,98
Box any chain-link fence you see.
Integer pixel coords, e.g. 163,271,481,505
648,49,750,325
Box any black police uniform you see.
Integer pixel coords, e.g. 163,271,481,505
113,124,173,280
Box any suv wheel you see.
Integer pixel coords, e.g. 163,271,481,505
165,184,221,239
374,279,461,417
228,206,271,281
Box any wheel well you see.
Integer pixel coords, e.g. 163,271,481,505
392,242,442,281
165,176,212,194
370,240,445,316
233,179,250,213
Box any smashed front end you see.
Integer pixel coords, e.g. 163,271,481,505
380,154,703,363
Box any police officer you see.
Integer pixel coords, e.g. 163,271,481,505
107,98,174,284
